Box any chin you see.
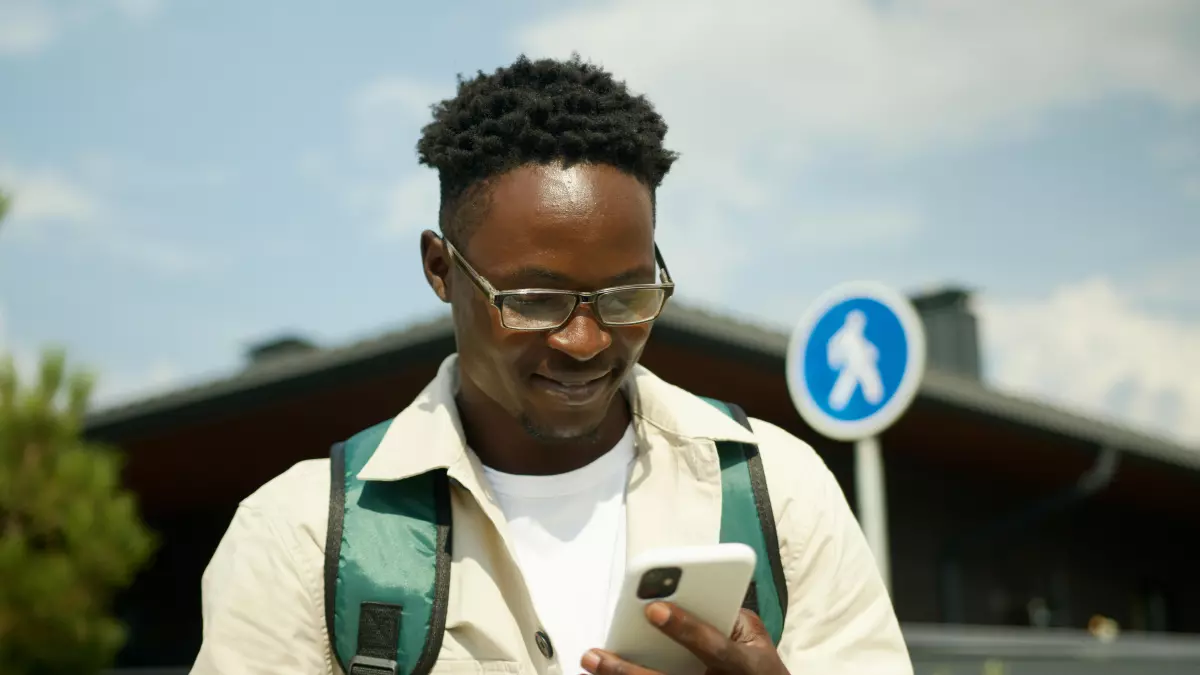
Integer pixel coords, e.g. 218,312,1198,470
518,411,608,444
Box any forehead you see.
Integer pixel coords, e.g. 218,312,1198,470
464,163,656,274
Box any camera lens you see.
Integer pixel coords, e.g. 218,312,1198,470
637,567,683,599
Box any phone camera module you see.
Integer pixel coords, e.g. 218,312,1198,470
637,567,683,600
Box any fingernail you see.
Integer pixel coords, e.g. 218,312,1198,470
581,650,601,672
646,602,671,626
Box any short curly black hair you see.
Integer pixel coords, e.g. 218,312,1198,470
416,54,679,245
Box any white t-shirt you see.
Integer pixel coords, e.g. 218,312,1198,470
480,425,635,672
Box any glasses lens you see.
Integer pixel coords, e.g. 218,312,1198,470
501,293,577,330
596,288,666,325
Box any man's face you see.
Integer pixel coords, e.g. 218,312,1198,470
430,163,659,441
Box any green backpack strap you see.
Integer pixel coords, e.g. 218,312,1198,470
699,397,788,645
324,420,452,675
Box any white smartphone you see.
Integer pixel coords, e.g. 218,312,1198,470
603,543,757,675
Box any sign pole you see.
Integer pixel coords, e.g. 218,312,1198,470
854,435,890,592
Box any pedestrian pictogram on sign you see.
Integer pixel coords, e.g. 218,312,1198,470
786,283,926,442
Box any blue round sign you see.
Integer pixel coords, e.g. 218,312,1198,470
786,282,926,441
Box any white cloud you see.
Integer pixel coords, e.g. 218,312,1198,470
329,168,441,239
512,1,1200,412
379,170,440,237
0,163,104,226
90,359,181,410
1183,175,1200,200
111,0,163,23
1153,137,1200,168
0,1,57,55
326,166,440,239
653,207,754,300
352,76,445,123
0,302,178,413
511,0,1200,308
3,297,179,413
350,76,453,159
654,202,923,304
0,160,209,276
1152,136,1200,200
978,278,1200,445
0,0,165,57
339,76,455,237
76,153,233,191
1126,254,1200,312
788,207,924,251
99,227,211,276
518,0,1200,168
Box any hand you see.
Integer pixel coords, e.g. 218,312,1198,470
581,602,790,675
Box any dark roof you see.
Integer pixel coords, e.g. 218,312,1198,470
84,302,1200,470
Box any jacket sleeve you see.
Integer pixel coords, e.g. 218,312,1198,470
751,419,914,675
191,503,334,675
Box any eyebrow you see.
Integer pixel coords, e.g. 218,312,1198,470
509,264,656,289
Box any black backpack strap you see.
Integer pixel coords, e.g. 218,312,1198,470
411,471,453,675
325,441,347,665
702,396,788,642
724,402,789,619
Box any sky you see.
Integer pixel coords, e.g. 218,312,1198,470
0,0,1198,446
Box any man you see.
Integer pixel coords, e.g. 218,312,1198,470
192,55,912,675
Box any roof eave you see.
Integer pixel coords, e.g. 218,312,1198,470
84,305,1200,470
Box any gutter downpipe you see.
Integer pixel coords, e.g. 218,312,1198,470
939,446,1121,624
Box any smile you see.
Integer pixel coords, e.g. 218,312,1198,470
530,372,612,406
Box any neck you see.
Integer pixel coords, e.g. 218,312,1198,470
455,382,631,476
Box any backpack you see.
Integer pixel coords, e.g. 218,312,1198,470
324,398,787,675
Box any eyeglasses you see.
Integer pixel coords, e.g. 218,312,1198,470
443,237,675,331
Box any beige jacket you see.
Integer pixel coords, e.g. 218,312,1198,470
192,356,912,675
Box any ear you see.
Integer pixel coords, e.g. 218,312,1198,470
420,230,451,303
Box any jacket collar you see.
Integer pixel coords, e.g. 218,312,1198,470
356,354,757,482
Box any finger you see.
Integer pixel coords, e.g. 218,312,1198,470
728,609,770,645
644,602,746,671
581,648,662,675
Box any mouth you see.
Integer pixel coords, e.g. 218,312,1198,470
530,371,613,407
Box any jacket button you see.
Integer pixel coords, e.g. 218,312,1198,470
535,630,554,659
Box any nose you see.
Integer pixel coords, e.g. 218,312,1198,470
546,309,612,362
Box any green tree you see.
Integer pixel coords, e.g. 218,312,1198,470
0,189,9,224
0,348,157,674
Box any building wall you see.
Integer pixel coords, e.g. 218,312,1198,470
886,452,1199,631
115,509,233,666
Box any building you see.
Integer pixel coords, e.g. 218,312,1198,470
86,288,1200,670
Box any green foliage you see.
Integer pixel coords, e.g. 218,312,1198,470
0,189,9,223
0,349,157,675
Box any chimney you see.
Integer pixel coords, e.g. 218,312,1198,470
245,335,319,368
910,286,981,381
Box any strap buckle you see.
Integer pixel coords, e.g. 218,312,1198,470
349,654,398,675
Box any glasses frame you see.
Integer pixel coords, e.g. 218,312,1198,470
442,236,675,331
